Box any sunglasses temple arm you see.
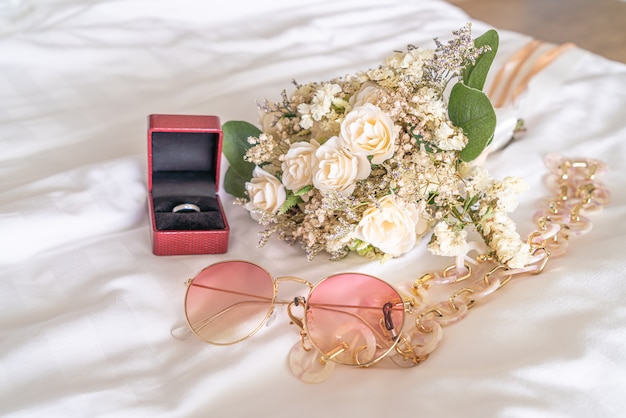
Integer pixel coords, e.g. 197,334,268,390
309,304,397,344
190,299,272,332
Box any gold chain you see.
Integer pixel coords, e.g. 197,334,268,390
393,155,610,365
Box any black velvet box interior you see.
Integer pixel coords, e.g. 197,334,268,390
151,131,225,231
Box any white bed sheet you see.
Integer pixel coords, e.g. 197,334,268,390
1,0,625,417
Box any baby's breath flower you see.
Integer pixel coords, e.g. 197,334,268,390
494,176,529,212
236,25,526,268
459,162,490,196
245,133,277,166
429,221,469,257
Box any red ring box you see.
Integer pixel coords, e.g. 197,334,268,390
147,114,229,255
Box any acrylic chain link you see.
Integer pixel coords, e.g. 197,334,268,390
390,153,611,366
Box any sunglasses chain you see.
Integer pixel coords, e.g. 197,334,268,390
388,153,610,367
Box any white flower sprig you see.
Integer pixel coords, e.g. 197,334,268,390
223,24,530,267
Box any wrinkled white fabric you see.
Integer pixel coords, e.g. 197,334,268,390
1,1,625,417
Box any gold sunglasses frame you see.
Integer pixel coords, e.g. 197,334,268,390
183,260,415,368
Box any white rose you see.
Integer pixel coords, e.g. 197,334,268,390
281,140,319,192
340,103,396,164
354,194,430,256
313,136,370,196
244,167,286,220
349,82,385,108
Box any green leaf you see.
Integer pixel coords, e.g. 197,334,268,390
278,194,302,215
223,165,250,198
462,29,499,91
222,120,261,198
448,83,496,162
222,120,260,175
294,185,313,196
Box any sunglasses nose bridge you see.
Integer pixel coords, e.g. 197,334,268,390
273,276,312,331
276,275,313,288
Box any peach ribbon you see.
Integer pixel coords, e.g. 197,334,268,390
488,40,576,108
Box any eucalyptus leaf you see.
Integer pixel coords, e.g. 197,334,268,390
448,83,496,162
222,120,261,198
222,120,259,175
462,29,499,91
223,165,250,199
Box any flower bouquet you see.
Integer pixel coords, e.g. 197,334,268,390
223,24,530,268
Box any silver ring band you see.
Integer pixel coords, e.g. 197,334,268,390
172,203,201,213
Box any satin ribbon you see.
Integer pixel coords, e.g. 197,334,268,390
488,40,576,108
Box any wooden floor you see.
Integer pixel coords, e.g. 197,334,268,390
448,0,626,63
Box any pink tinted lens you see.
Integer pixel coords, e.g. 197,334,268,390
306,273,404,366
184,261,274,345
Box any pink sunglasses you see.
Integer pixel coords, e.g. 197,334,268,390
183,260,414,381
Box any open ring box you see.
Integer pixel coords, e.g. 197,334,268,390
147,114,230,255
